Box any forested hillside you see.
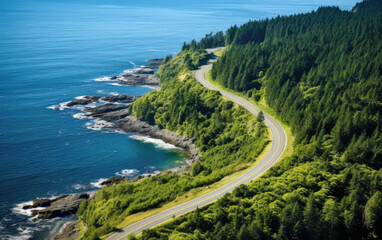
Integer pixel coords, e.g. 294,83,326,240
78,50,269,239
138,0,382,239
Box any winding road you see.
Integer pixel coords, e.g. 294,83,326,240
106,47,287,240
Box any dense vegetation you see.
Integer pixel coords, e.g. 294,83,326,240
138,0,382,239
78,49,269,239
181,31,225,52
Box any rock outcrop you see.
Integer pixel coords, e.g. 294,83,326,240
117,72,159,86
99,108,130,122
100,176,129,187
116,116,200,166
145,58,163,69
100,94,139,103
108,58,163,86
66,96,100,106
84,104,128,117
24,193,89,220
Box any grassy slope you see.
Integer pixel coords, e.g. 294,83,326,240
105,48,290,239
91,50,272,239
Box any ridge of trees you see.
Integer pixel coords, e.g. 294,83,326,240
77,47,269,240
138,0,382,239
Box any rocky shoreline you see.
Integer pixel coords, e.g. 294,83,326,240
107,58,162,86
116,117,199,166
22,193,89,220
37,58,200,240
64,95,200,168
53,221,83,240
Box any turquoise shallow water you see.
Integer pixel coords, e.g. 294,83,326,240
0,0,357,239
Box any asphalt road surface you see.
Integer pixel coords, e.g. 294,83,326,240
106,47,287,240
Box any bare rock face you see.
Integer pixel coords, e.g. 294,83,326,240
99,109,130,122
145,58,164,69
22,199,51,209
24,193,89,220
100,94,139,103
105,58,163,86
118,74,159,86
134,68,154,74
84,104,129,117
100,176,129,187
66,96,101,106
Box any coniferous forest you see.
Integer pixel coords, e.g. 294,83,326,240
78,50,269,239
138,0,382,239
78,0,382,239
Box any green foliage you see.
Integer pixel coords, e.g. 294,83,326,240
211,2,382,169
78,47,268,239
142,162,381,240
227,19,268,45
139,1,382,239
182,31,225,51
127,234,138,240
364,191,382,238
77,199,88,218
256,111,264,122
156,50,208,85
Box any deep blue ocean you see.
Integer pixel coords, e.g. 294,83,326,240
0,0,357,239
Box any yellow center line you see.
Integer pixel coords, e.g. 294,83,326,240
115,113,282,240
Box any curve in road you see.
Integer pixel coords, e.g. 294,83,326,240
107,48,287,240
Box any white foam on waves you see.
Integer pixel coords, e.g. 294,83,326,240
129,135,179,150
73,113,92,119
12,201,34,217
48,99,99,111
109,129,127,135
74,95,87,100
47,101,71,111
86,120,115,131
90,178,108,188
129,61,137,68
9,227,33,240
107,82,123,87
94,76,115,82
115,169,139,177
12,201,48,217
72,184,85,190
122,68,141,75
140,171,161,177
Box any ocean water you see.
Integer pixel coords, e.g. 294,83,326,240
0,0,358,239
